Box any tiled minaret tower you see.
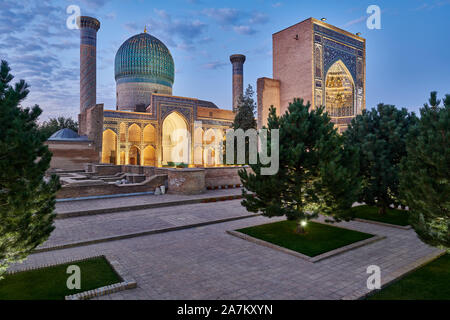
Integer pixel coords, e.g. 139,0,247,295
230,54,246,112
78,16,100,113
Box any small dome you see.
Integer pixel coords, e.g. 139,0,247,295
48,128,88,141
114,33,175,88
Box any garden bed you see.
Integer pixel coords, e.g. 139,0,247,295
367,254,450,300
234,220,377,260
0,256,122,300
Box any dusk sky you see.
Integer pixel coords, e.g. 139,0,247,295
1,0,449,122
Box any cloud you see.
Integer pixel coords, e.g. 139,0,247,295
103,12,116,20
202,8,242,25
343,16,367,27
202,7,268,35
79,0,109,9
233,25,258,35
123,9,208,51
272,2,283,8
249,12,269,25
201,61,228,70
413,0,450,11
0,0,82,120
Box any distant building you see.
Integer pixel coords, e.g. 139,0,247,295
71,17,246,169
257,17,366,132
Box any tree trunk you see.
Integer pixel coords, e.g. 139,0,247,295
378,206,387,215
296,220,306,234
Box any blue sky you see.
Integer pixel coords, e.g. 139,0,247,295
1,0,449,122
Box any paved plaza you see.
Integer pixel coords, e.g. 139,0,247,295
9,191,444,300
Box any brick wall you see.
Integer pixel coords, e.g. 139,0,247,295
273,18,313,114
257,77,281,129
46,141,98,170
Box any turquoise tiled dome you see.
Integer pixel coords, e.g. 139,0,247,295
114,33,175,88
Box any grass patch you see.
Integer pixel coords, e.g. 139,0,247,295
0,256,121,300
368,254,450,300
237,220,374,257
349,205,409,226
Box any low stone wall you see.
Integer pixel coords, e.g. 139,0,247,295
88,164,123,176
57,174,167,199
55,164,248,198
204,166,248,188
168,168,205,195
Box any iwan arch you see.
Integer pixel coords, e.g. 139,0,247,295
257,17,366,133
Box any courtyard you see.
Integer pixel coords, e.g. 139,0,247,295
6,190,444,300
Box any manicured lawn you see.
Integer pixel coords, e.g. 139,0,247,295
0,256,121,300
368,254,450,300
349,205,409,226
237,220,374,257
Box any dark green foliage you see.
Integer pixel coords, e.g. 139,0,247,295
400,92,449,249
368,254,450,300
344,103,416,215
237,220,373,257
226,85,257,165
346,205,409,226
239,99,361,233
39,116,78,140
0,256,121,300
232,84,257,131
0,60,60,279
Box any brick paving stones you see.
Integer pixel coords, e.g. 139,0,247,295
8,196,444,300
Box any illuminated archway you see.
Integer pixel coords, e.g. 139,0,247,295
143,124,156,144
120,151,125,165
325,60,355,117
205,147,215,166
204,128,216,145
194,127,204,145
119,123,126,143
162,112,189,165
129,145,141,165
194,146,203,166
143,146,156,166
101,129,117,164
128,124,141,144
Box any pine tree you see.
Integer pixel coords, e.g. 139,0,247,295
400,92,449,249
344,103,416,215
0,60,60,279
225,85,257,165
239,99,361,234
233,85,257,131
39,116,79,140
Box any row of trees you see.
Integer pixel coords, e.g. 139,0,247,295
239,92,449,249
39,116,78,140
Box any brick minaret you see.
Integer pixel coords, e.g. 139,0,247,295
78,16,100,113
230,54,246,112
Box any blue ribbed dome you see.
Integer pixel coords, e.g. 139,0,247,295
48,128,88,141
114,33,175,88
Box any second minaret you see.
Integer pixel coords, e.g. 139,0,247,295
230,54,246,112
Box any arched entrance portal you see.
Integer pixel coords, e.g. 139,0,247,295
325,60,355,117
102,129,117,164
162,112,189,165
143,146,156,166
129,145,141,165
